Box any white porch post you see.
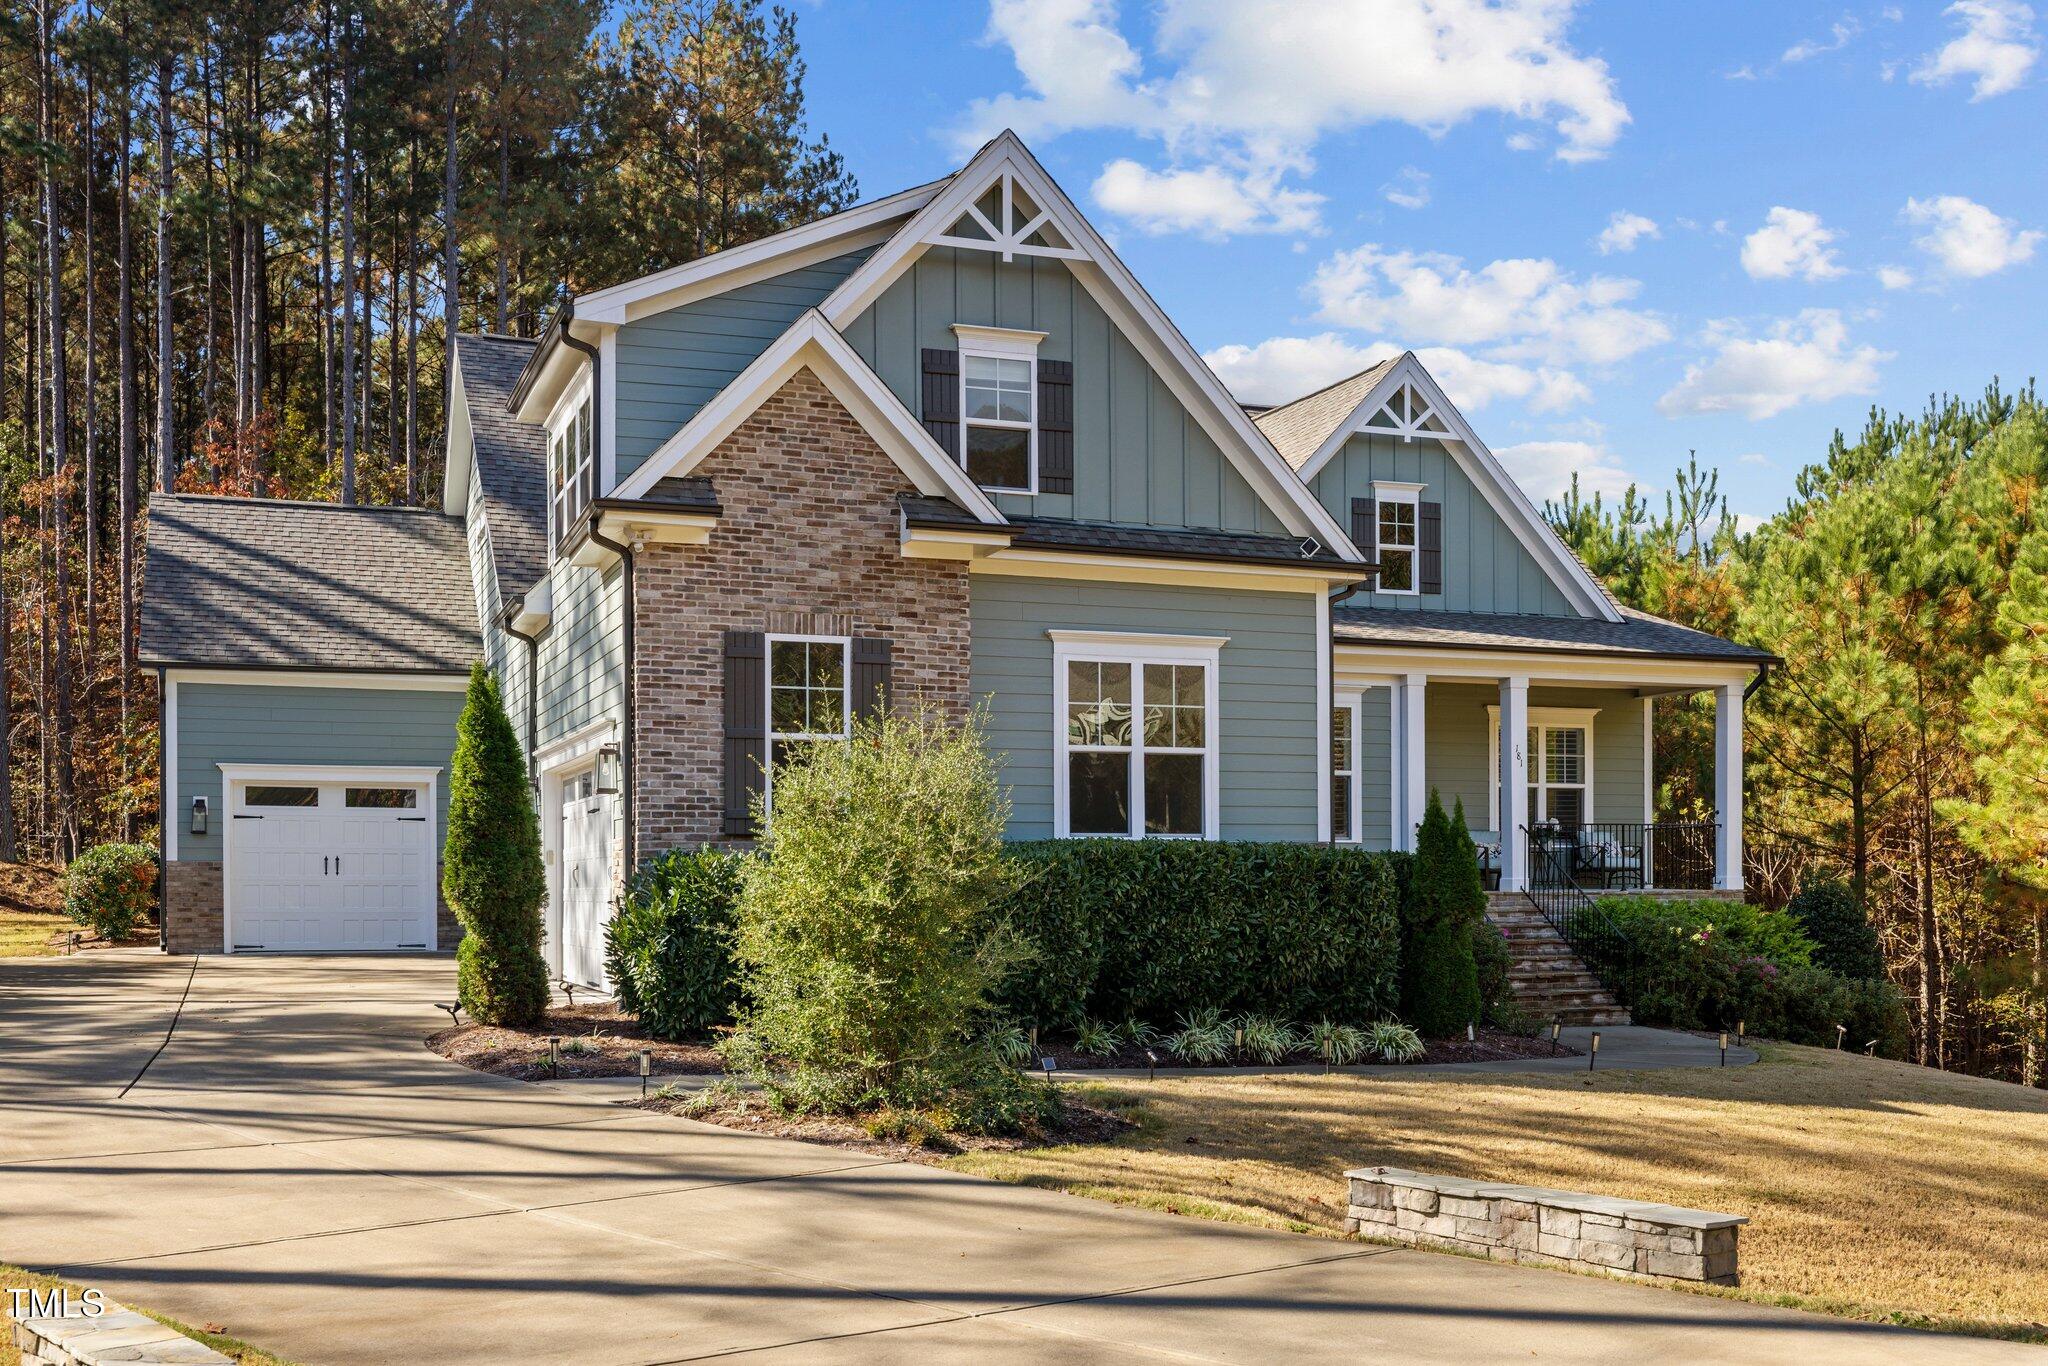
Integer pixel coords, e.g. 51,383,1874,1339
1398,672,1428,852
1498,676,1530,892
1715,682,1745,892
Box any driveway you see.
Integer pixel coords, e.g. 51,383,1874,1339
0,953,2027,1365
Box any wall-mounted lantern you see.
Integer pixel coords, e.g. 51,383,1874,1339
595,743,621,796
190,796,209,836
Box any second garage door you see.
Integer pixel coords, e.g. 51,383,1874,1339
225,774,436,952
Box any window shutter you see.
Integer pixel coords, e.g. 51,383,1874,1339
722,631,766,836
920,348,960,461
1037,359,1074,494
1351,497,1378,591
852,637,893,725
1419,500,1444,595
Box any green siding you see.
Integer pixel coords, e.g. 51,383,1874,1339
969,576,1320,841
1423,684,1647,842
1311,433,1575,616
465,460,531,757
174,683,465,861
613,249,874,483
533,557,623,749
844,247,1283,534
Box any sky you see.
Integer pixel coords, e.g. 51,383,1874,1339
790,0,2044,525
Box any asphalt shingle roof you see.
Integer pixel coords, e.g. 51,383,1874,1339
1251,357,1402,471
1331,604,1776,664
142,495,480,673
900,495,1363,571
455,333,549,601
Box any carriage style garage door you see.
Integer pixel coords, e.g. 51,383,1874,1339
223,767,438,952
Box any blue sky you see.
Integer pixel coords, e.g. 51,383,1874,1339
794,1,2043,523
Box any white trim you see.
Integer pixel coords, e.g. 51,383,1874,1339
818,133,1360,557
573,179,949,325
165,676,179,862
532,716,617,772
609,311,1008,525
958,332,1040,496
1486,705,1598,832
1495,679,1530,890
162,668,470,691
1051,631,1223,840
1715,683,1744,892
1333,645,1755,690
1370,480,1427,495
1331,692,1359,844
598,329,618,495
1294,353,1620,622
1317,589,1332,842
950,324,1047,353
1370,482,1422,597
1642,696,1655,824
974,550,1354,594
217,763,444,783
442,345,475,516
763,633,854,819
1397,673,1427,852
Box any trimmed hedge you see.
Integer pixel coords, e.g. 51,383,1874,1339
993,840,1401,1026
605,847,744,1039
63,843,157,941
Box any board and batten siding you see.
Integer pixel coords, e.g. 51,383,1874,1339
1417,684,1646,843
1311,433,1575,617
843,247,1284,534
613,248,875,484
969,576,1320,841
174,682,466,861
532,556,623,749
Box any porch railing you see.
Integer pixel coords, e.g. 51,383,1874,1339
1524,820,1718,894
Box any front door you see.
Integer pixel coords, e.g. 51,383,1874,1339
558,768,613,987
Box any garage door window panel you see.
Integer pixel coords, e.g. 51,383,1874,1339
246,785,318,807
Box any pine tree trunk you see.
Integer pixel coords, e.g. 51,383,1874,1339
319,0,335,470
494,32,510,333
156,53,175,492
83,55,101,652
40,0,80,860
441,0,460,414
339,19,357,504
118,9,139,840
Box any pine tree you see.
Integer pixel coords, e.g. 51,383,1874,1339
444,663,549,1026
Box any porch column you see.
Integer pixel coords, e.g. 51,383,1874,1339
1398,672,1428,852
1497,676,1530,892
1715,682,1744,892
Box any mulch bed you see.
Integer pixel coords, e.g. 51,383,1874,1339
426,1002,726,1081
1038,1026,1576,1071
633,1087,1134,1165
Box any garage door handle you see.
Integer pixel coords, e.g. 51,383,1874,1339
324,856,330,875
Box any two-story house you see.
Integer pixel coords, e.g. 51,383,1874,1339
141,132,1772,978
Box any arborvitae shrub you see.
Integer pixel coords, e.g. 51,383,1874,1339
443,664,549,1027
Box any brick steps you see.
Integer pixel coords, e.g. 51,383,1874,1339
1484,896,1630,1027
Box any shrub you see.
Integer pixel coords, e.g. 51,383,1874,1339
1787,879,1885,980
1165,1008,1232,1063
994,839,1400,1027
1587,895,1816,967
1233,1013,1299,1064
63,843,156,941
1073,1018,1121,1057
1470,918,1515,1026
1399,792,1483,1036
1304,1019,1366,1066
604,847,744,1039
443,664,549,1027
724,707,1024,1120
1367,1020,1426,1063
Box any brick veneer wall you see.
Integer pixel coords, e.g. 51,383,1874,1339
161,859,460,953
633,367,973,852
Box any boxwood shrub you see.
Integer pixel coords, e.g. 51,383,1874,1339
992,839,1401,1027
604,847,744,1039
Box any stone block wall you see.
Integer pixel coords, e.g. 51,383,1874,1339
1343,1167,1742,1286
11,1295,231,1366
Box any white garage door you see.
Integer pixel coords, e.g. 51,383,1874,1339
558,767,613,988
227,778,435,952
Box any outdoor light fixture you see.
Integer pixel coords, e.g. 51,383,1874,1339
1737,1020,1746,1046
1835,1023,1847,1050
1550,1020,1562,1056
1145,1048,1159,1082
595,743,621,795
548,1036,561,1076
190,795,208,836
1719,1031,1729,1067
1040,1056,1057,1087
639,1049,652,1100
1588,1031,1601,1071
1466,1022,1476,1044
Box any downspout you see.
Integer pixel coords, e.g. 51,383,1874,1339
502,604,542,784
1744,661,1770,701
156,666,168,953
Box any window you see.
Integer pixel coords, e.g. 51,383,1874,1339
1530,725,1587,829
953,325,1044,494
765,635,850,813
549,388,595,551
1374,483,1422,594
1331,701,1357,842
345,787,419,809
1053,633,1223,840
244,785,317,807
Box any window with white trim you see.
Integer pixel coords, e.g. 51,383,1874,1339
765,635,849,814
1331,701,1357,843
548,385,595,553
1374,483,1421,594
954,325,1042,494
1488,707,1597,833
1054,634,1222,839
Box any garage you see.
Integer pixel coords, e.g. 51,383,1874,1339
223,767,440,952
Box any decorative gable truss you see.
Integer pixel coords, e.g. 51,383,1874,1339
928,167,1085,263
1355,379,1454,442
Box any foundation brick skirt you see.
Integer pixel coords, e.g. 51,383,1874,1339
1343,1167,1744,1285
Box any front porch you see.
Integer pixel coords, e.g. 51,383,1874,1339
1331,651,1751,895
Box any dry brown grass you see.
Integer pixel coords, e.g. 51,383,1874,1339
947,1044,2048,1341
0,863,66,958
1,1264,292,1366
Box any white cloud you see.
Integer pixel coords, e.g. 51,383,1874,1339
1784,18,1860,62
1911,0,2038,99
1309,245,1670,367
1202,334,1587,415
1657,309,1890,420
1596,211,1659,255
962,0,1629,236
1741,207,1846,281
1877,264,1916,289
1092,160,1322,237
1902,194,2043,277
1493,441,1639,501
1382,167,1431,211
1737,451,1773,465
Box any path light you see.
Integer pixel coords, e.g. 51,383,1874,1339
1040,1056,1057,1089
1588,1031,1600,1071
548,1036,561,1076
1466,1022,1475,1044
1550,1020,1562,1055
436,1002,463,1027
1145,1049,1159,1083
1028,1025,1038,1051
1719,1031,1728,1067
639,1049,651,1100
1737,1020,1745,1046
1835,1024,1847,1050
1864,1039,1877,1057
1234,1026,1244,1053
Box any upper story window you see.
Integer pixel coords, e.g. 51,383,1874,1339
549,384,595,553
1373,482,1423,594
952,325,1044,495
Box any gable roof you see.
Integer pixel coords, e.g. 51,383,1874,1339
448,334,550,602
1253,357,1402,471
1266,352,1622,623
817,132,1360,557
1333,604,1776,666
142,495,479,674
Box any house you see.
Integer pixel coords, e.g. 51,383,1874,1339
140,131,1772,976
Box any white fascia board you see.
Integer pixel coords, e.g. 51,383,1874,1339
609,311,1007,525
164,667,471,691
1299,354,1621,623
442,347,474,517
1332,644,1754,689
574,179,948,326
818,132,1361,559
217,762,443,782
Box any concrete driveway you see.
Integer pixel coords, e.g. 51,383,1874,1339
0,953,2028,1365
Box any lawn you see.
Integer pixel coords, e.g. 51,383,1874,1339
0,863,68,958
948,1044,2048,1342
1,1264,290,1366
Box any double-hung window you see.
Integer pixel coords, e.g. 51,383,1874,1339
549,387,595,552
1053,632,1223,839
1373,482,1422,594
953,325,1043,494
1331,701,1357,843
1489,707,1596,833
765,635,850,815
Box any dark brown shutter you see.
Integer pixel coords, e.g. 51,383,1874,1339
1037,359,1074,494
852,637,893,725
1351,497,1378,591
920,348,960,460
1419,500,1443,595
722,630,766,836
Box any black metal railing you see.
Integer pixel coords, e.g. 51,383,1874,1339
1525,821,1718,893
1521,826,1604,951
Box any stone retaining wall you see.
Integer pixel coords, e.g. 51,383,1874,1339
10,1295,231,1365
1344,1167,1744,1286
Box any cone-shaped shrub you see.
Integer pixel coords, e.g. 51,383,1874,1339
444,663,549,1026
1400,789,1482,1035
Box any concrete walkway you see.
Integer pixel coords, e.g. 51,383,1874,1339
0,952,2027,1365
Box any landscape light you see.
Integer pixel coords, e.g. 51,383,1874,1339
1835,1024,1847,1050
1588,1031,1601,1071
548,1036,561,1075
639,1049,651,1099
1550,1021,1562,1055
1040,1056,1057,1088
1145,1048,1159,1082
1466,1022,1475,1043
1719,1031,1728,1067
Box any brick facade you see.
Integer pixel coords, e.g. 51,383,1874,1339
163,860,224,953
633,367,973,852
